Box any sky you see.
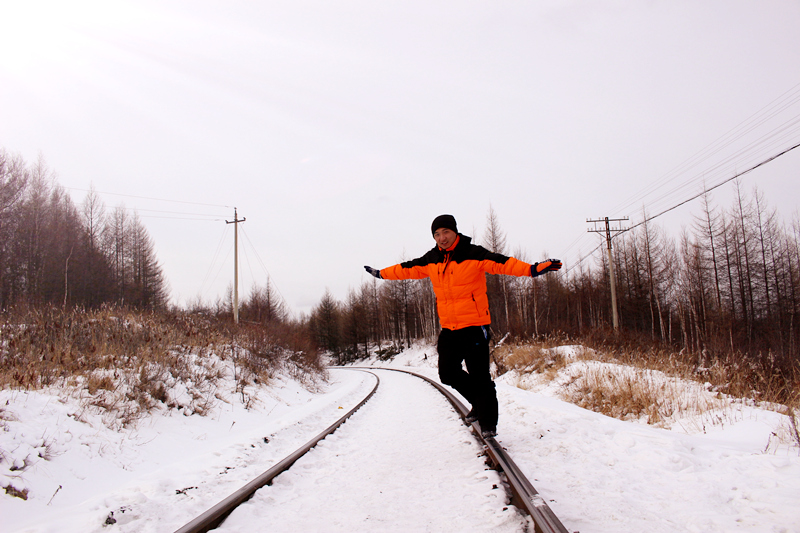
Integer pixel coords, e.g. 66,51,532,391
1,0,799,315
2,345,798,532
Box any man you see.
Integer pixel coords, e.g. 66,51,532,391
364,214,561,438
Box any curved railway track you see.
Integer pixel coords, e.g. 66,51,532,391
174,367,570,533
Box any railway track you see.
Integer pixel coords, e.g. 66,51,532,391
380,368,570,533
174,367,571,533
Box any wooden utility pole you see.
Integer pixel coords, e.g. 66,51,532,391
587,216,628,331
226,208,246,324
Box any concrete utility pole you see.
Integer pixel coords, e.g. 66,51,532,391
226,208,246,324
587,216,628,332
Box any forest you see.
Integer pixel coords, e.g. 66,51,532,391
0,149,167,309
2,147,798,404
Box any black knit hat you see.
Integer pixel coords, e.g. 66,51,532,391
431,214,458,235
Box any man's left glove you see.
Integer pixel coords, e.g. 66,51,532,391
531,259,562,277
364,266,382,279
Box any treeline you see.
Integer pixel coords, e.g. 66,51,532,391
607,183,800,369
309,191,800,384
0,149,167,309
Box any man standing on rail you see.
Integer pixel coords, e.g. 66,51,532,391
364,214,562,438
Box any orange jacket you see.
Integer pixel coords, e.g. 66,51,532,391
380,234,532,330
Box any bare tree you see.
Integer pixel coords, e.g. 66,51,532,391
639,212,670,341
82,184,106,254
243,276,287,323
482,205,510,333
128,212,168,308
309,289,342,357
733,180,757,337
17,156,54,301
0,150,29,307
106,204,129,301
695,189,723,311
79,185,114,305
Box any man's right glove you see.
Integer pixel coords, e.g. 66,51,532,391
364,266,382,279
531,259,562,277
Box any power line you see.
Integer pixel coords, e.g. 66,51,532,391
620,140,800,237
560,138,800,276
136,214,227,221
608,82,800,216
203,242,234,303
198,225,231,299
64,185,232,209
68,187,231,222
560,82,800,274
631,114,800,220
74,201,226,219
240,225,288,304
562,240,605,277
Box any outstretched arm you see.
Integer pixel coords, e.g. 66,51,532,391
365,258,432,281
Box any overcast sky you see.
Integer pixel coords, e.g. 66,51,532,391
2,0,799,316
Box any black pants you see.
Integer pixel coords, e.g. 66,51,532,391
437,325,498,430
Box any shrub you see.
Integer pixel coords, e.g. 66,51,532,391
0,305,325,426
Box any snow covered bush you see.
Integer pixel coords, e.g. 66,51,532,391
493,339,798,435
0,306,326,428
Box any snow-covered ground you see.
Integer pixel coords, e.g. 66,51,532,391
2,344,799,532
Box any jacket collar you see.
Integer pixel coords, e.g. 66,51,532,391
438,233,469,253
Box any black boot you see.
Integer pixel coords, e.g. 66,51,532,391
480,424,497,439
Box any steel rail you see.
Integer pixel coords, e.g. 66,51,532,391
375,367,571,533
174,369,380,533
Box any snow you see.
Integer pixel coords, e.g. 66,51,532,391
2,344,799,532
218,370,526,533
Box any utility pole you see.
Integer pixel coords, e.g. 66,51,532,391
587,216,628,332
226,208,246,324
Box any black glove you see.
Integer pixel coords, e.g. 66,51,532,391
364,266,382,279
531,258,562,277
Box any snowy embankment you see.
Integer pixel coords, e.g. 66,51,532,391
2,344,800,533
353,344,800,533
1,356,376,533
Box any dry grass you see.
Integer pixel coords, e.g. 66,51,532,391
781,389,800,449
1,305,223,386
578,328,799,406
4,484,28,500
558,364,726,426
493,331,798,434
493,334,590,379
0,305,325,427
570,368,664,423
